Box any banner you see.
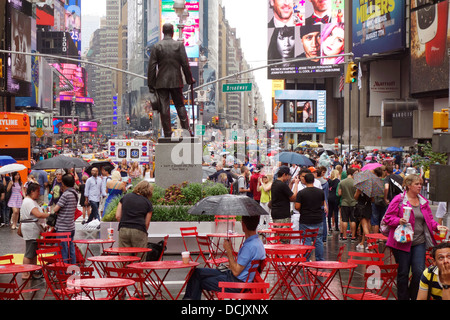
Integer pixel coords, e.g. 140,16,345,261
268,0,344,79
352,0,406,58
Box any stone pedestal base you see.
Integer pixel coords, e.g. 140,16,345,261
155,137,203,189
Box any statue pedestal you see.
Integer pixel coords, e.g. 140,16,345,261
155,137,203,189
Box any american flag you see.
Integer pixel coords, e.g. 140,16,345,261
339,74,345,92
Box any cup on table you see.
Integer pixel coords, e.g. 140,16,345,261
403,207,412,221
107,228,114,240
182,251,190,264
438,226,448,239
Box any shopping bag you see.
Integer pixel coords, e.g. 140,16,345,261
394,223,413,243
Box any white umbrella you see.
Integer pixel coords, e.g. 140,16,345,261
0,163,27,175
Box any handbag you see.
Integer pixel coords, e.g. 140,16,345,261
148,88,161,112
46,213,57,227
17,224,23,237
146,240,166,261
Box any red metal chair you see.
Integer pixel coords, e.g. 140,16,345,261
196,235,228,268
309,245,346,279
217,281,270,300
343,264,398,300
214,215,236,232
0,255,15,265
156,235,169,261
300,228,319,246
269,222,293,230
103,266,148,300
180,227,201,262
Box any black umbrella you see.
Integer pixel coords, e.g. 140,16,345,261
31,155,90,170
278,152,314,166
318,149,336,156
85,160,116,176
188,194,268,237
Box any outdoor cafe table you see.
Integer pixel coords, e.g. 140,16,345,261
103,247,151,261
264,244,315,300
302,261,357,300
0,264,42,300
73,239,115,264
207,233,245,258
128,261,199,300
67,277,135,300
87,255,141,277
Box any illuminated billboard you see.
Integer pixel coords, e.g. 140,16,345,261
161,0,200,58
36,0,55,26
268,0,344,79
53,117,79,135
64,0,81,56
6,0,33,96
51,63,87,98
274,90,326,133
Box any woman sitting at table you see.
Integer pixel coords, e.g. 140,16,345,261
115,180,153,260
20,182,50,279
183,216,266,300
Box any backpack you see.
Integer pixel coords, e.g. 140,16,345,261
146,240,166,261
230,176,244,195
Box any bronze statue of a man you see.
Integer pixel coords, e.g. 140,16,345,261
148,23,195,138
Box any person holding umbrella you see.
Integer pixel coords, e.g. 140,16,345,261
183,215,266,300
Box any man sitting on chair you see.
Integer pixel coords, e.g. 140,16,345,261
183,216,266,300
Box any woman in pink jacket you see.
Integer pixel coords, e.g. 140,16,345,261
383,174,447,300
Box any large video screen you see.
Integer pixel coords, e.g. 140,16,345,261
268,0,344,79
64,0,81,56
161,0,200,58
36,0,55,26
51,63,87,98
274,90,326,133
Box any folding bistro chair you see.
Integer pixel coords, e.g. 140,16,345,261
217,282,270,300
214,215,236,233
0,255,40,300
104,266,148,300
309,245,346,279
343,264,398,300
301,228,319,246
45,264,96,300
180,227,201,262
0,255,15,265
196,235,228,268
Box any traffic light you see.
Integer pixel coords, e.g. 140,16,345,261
345,62,358,83
126,116,130,125
212,117,216,125
254,117,258,126
0,58,3,78
215,116,219,125
433,109,449,132
148,112,153,121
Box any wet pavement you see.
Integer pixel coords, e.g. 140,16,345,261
0,203,447,302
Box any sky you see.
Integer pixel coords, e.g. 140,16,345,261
81,0,271,121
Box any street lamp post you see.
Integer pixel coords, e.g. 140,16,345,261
173,0,188,42
71,95,76,150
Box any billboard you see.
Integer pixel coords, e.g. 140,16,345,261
79,121,98,133
6,0,33,96
51,63,87,98
352,0,406,58
161,0,200,58
268,0,345,79
53,117,79,134
274,90,326,133
36,0,55,26
410,0,449,95
64,0,81,56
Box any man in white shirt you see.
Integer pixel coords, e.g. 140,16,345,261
84,167,103,223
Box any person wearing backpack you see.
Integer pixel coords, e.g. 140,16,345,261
384,165,404,205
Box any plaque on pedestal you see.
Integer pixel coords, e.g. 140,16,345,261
155,136,203,189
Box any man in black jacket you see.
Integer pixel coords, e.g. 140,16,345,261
148,23,195,138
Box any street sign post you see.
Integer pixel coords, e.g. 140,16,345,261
222,83,253,93
195,124,206,136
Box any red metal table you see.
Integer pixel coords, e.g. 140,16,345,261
73,239,115,264
103,247,151,261
207,233,245,258
87,255,141,277
365,233,388,241
67,277,135,300
0,264,42,300
264,244,315,300
128,261,199,300
302,261,357,300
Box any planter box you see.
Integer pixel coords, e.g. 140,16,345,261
97,221,242,255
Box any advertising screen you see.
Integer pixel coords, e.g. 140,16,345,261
64,0,82,56
268,0,344,79
52,63,86,97
410,0,450,95
352,0,405,58
274,90,326,133
36,0,55,26
6,1,33,96
53,117,79,135
79,121,98,133
161,0,200,58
